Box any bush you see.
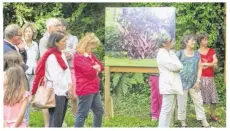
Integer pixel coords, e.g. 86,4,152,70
215,73,226,106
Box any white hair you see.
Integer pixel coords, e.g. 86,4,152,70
45,18,60,29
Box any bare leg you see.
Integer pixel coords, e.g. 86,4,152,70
43,109,49,127
210,103,216,116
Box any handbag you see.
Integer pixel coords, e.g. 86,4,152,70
31,77,56,109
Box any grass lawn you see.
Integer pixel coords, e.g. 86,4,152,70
104,56,158,67
29,95,226,128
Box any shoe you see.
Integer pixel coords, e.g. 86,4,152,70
210,115,220,122
201,120,210,127
180,120,187,127
151,117,158,121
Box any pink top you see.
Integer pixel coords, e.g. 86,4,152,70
4,91,30,127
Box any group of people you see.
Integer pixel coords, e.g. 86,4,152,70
3,18,104,127
152,33,220,127
3,17,220,128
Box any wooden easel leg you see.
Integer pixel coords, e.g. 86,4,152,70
224,3,226,84
104,66,112,120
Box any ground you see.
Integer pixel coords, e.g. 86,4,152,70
29,94,226,127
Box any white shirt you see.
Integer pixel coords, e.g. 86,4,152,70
157,48,184,95
24,39,39,75
62,34,78,68
45,53,72,96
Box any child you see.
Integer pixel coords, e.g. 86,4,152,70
4,65,29,128
176,34,209,127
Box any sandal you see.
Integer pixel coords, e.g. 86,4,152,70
210,115,220,122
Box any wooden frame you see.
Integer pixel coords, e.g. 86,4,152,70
224,3,226,84
104,66,159,119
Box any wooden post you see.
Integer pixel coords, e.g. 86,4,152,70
104,66,112,119
224,3,226,84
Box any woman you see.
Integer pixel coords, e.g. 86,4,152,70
176,34,209,127
31,31,72,127
73,33,104,127
59,18,79,117
157,34,183,127
149,74,162,121
197,32,220,121
21,22,39,126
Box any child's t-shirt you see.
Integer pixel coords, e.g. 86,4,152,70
4,91,30,127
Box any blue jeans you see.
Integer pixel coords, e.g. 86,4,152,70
75,92,104,127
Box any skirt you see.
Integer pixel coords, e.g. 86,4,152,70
200,76,219,104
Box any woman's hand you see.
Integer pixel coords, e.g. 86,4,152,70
65,52,72,60
193,82,200,92
17,42,25,52
173,70,181,73
66,84,73,99
93,64,101,72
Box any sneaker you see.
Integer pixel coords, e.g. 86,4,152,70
201,119,210,127
180,120,187,127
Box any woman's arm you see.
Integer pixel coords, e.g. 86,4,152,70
91,54,104,72
13,97,28,127
197,59,202,82
73,56,98,77
158,51,183,72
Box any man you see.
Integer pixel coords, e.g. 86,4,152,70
4,24,27,64
39,18,62,127
59,18,78,117
39,18,62,57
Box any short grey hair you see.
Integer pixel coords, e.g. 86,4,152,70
157,29,172,48
4,24,21,39
46,18,61,29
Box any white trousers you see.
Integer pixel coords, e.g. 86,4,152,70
158,94,177,127
177,88,206,120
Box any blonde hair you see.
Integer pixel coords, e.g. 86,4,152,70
76,33,100,54
4,65,28,106
22,22,37,39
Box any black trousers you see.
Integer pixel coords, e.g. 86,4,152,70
48,95,68,127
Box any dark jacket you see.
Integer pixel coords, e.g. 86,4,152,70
4,40,27,63
4,40,28,71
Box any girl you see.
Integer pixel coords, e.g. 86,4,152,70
4,65,29,128
176,34,209,127
197,32,220,121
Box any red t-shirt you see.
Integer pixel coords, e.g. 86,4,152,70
200,48,216,77
73,53,104,96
